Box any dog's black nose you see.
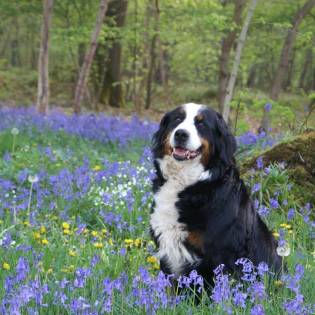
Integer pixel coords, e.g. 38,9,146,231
175,129,189,143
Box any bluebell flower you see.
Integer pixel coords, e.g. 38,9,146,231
250,304,265,315
256,157,263,169
264,103,272,112
287,208,295,220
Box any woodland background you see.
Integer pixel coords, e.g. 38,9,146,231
0,0,315,132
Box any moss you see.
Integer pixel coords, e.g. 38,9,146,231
241,131,315,205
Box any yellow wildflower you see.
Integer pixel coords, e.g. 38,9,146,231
3,262,10,270
62,222,70,229
33,232,41,240
134,238,142,247
23,221,30,227
40,226,47,234
93,165,101,171
91,231,98,237
41,238,49,245
124,239,133,245
68,250,77,257
153,263,160,270
280,223,292,229
94,242,103,249
272,232,279,238
101,228,107,235
63,229,71,235
47,268,53,274
108,238,113,246
147,256,158,264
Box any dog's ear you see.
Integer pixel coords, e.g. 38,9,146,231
214,113,237,165
152,112,170,158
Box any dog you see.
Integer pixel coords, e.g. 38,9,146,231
150,103,282,286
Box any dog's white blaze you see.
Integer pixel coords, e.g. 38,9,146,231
170,103,204,151
150,155,205,275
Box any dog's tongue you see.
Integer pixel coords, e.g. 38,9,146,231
173,147,188,157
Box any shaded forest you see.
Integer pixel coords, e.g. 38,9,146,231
0,0,315,130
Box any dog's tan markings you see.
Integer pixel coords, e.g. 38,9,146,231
187,231,204,251
163,133,172,156
200,138,211,166
195,114,204,123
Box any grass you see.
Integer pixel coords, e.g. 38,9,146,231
0,118,314,314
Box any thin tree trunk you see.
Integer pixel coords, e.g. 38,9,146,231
145,33,158,109
73,0,109,114
299,46,313,91
134,2,151,112
222,0,258,122
284,47,296,91
99,0,128,108
270,0,315,100
218,0,245,114
246,64,257,88
36,0,54,114
145,0,159,110
132,0,138,110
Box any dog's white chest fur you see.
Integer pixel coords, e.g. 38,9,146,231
150,156,210,275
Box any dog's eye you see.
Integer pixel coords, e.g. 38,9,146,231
175,117,182,122
196,120,205,126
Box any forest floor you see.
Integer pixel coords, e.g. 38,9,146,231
0,107,314,314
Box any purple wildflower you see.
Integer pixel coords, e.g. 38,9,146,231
264,103,272,112
256,157,263,169
16,256,30,282
287,208,295,220
252,183,261,193
211,265,231,304
270,198,279,209
283,293,305,314
258,205,269,217
257,262,269,276
250,304,265,315
232,284,247,308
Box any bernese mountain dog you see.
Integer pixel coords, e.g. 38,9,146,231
150,103,282,286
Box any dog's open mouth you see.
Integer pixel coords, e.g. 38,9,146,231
172,146,201,161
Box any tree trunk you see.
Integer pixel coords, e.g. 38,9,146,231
145,33,158,109
247,64,257,88
73,0,109,114
145,0,160,110
284,47,296,91
218,0,245,114
36,0,54,115
222,0,258,122
99,0,128,108
270,0,315,100
299,47,313,91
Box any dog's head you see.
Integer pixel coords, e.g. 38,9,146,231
152,103,237,172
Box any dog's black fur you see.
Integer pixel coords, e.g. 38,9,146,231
150,105,282,286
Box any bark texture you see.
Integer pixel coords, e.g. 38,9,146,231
218,0,245,113
270,0,315,100
73,0,109,114
36,0,54,114
222,0,258,122
99,0,128,108
145,0,160,110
